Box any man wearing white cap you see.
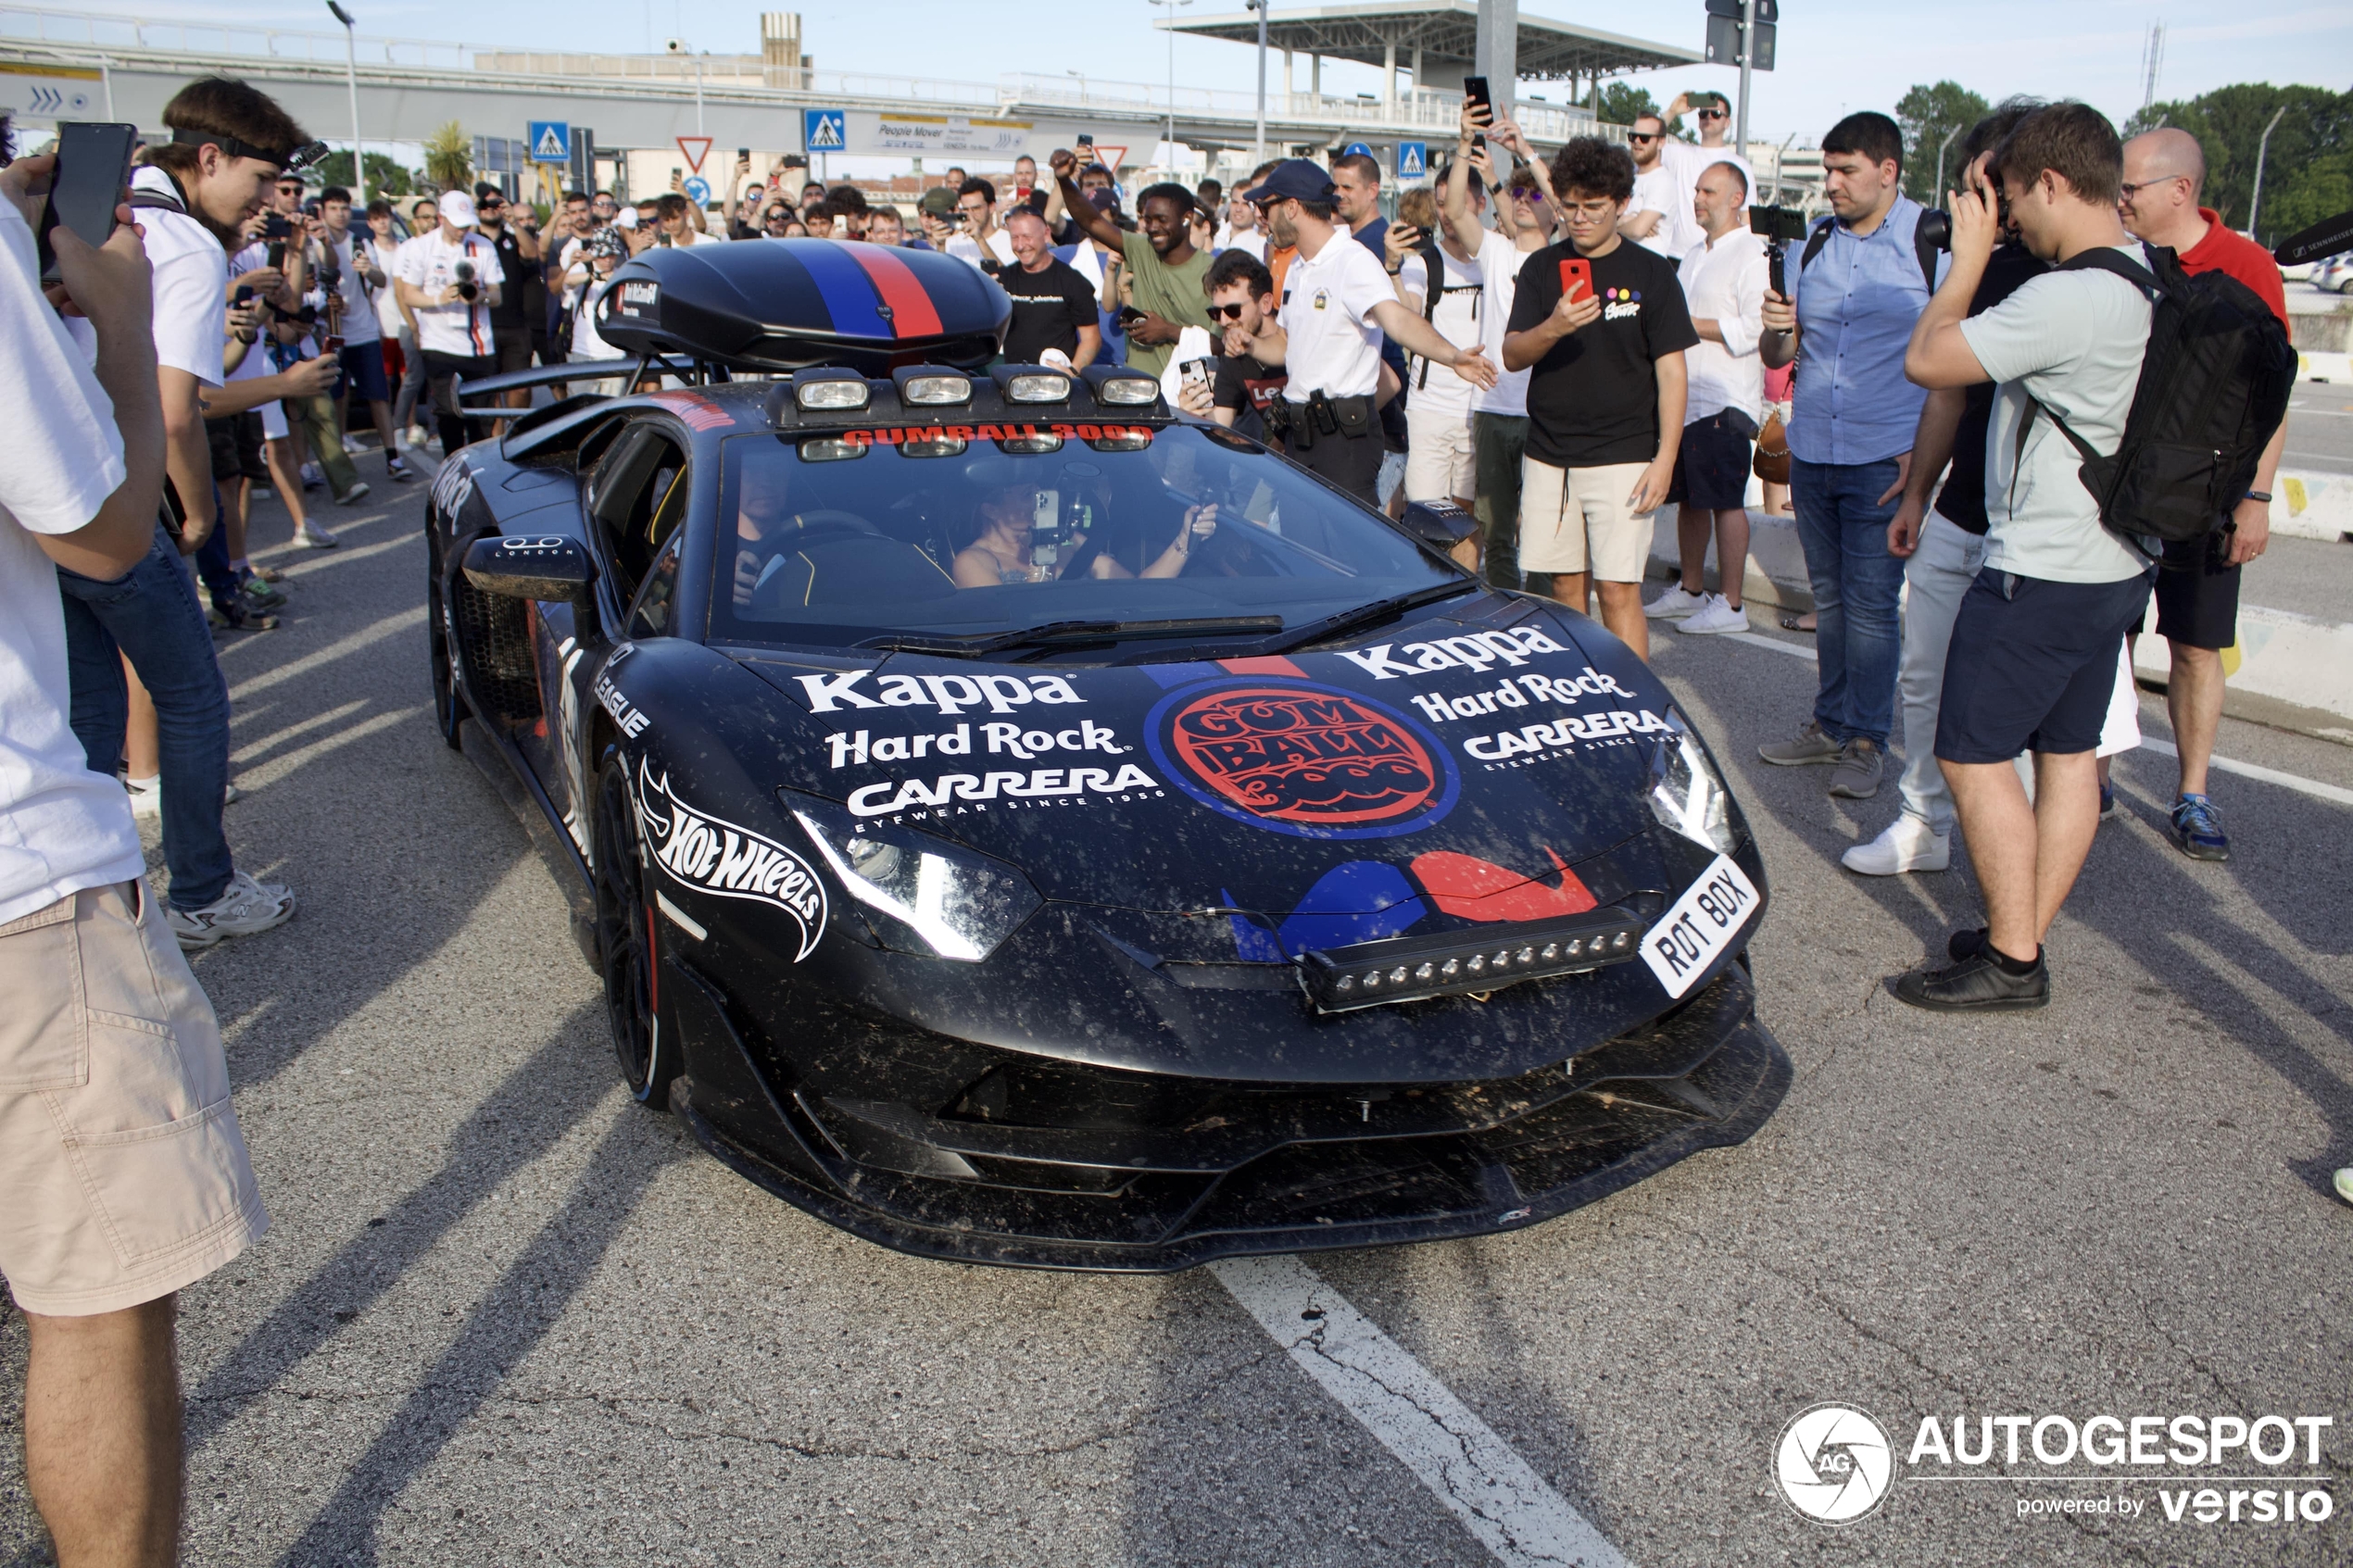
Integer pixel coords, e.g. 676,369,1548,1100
394,188,504,458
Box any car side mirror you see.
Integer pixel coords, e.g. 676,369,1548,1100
1401,499,1478,553
463,533,598,603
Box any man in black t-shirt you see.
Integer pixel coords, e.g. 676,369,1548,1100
996,210,1101,367
472,184,542,426
1175,250,1289,444
1503,138,1696,657
1842,104,2051,880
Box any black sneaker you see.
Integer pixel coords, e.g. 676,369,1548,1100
1948,926,1988,961
1893,947,2049,1011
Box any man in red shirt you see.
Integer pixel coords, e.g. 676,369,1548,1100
2118,127,2288,863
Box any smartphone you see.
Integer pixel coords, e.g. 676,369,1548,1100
1559,257,1592,302
1462,76,1491,114
231,283,256,307
322,333,345,355
1116,305,1147,327
37,121,138,282
1180,358,1213,395
736,146,749,160
1077,132,1095,148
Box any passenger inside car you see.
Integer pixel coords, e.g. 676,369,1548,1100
951,479,1216,587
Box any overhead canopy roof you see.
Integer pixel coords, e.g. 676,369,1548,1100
1165,2,1700,81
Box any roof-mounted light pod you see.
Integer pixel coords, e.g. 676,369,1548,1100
797,380,871,411
1004,372,1074,404
901,374,973,406
1096,374,1159,406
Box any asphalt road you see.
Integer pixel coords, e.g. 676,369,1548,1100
2284,383,2353,476
4,458,2349,1567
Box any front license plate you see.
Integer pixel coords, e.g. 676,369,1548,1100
1641,854,1760,998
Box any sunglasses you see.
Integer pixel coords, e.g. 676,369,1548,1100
1627,132,1659,144
1697,107,1728,119
1209,301,1251,320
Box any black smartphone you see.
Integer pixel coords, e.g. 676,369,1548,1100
38,120,138,282
231,283,256,307
1116,304,1147,326
1462,76,1491,114
1077,132,1095,148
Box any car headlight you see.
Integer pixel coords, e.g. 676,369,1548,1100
786,792,1041,962
1648,713,1738,854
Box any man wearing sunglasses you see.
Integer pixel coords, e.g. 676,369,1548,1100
1655,94,1757,261
472,182,542,421
1622,114,1697,260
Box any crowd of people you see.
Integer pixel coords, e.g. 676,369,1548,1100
0,56,2325,1565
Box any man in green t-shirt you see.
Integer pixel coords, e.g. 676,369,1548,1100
1049,148,1211,378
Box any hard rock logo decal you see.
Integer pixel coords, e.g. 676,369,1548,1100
1148,682,1458,840
634,760,826,960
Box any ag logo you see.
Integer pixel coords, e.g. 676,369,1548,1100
1145,681,1458,840
1774,1403,1894,1524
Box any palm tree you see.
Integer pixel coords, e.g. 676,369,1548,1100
423,121,471,194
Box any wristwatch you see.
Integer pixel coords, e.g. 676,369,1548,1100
2244,490,2271,504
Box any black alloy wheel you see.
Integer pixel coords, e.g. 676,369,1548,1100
427,550,470,750
593,746,675,1110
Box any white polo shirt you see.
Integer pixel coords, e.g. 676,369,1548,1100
1276,229,1393,402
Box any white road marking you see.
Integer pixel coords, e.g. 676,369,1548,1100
2134,736,2353,809
1212,1255,1631,1568
227,606,426,700
1715,629,1818,662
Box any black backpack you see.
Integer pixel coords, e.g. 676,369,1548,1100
2020,244,2295,558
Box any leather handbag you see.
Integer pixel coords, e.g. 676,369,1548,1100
1752,409,1791,486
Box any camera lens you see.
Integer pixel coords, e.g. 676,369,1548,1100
1916,210,1953,251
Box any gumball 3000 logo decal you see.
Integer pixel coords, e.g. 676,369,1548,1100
1151,684,1458,839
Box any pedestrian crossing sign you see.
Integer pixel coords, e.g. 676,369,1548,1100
527,120,570,163
1398,141,1427,180
805,109,847,152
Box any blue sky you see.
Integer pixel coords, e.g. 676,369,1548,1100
60,0,2353,144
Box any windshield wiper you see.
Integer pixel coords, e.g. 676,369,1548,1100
857,615,1284,657
1254,581,1481,655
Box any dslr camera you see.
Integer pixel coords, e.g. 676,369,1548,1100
454,257,479,301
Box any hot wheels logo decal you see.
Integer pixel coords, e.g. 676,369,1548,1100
634,761,826,960
1147,681,1459,840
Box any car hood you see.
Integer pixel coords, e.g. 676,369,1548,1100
729,596,1718,960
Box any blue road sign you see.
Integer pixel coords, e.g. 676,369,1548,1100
804,109,847,153
1343,141,1374,158
527,120,571,163
1397,141,1428,180
682,175,711,205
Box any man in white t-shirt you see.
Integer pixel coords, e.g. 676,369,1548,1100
0,145,267,1568
318,184,409,483
1389,169,1488,526
1893,104,2155,1012
1621,114,1699,260
1231,159,1495,505
1214,192,1266,260
1441,104,1554,590
1659,94,1758,260
395,189,505,456
947,177,1018,270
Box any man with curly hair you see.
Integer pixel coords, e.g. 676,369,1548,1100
1503,137,1695,658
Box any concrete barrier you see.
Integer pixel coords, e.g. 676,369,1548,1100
2275,470,2353,543
2299,349,2352,383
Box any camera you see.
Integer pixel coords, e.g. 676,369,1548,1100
1748,205,1807,295
454,257,479,300
261,213,295,240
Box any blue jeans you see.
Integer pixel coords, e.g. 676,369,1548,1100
57,524,235,910
1791,457,1906,748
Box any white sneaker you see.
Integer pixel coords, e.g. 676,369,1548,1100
1841,813,1952,876
1644,583,1707,620
166,870,296,949
299,461,322,490
126,774,162,819
333,480,371,506
1677,594,1751,635
404,424,430,449
295,522,341,548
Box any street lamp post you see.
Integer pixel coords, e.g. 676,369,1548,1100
1149,0,1191,173
2246,104,2287,240
1249,0,1267,166
325,1,363,206
1933,122,1961,209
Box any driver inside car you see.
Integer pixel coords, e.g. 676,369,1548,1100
951,479,1215,587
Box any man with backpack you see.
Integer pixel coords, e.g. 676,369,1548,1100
1757,113,1947,802
2117,128,2290,863
1892,103,2163,1010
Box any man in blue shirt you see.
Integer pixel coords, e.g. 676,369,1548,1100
1757,113,1944,800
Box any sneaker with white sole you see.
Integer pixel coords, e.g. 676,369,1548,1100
295,522,340,549
1678,594,1750,635
126,774,162,819
2334,1168,2353,1207
1758,721,1843,766
1842,812,1951,875
1644,583,1707,620
333,480,371,506
387,454,415,482
299,460,322,491
166,870,296,949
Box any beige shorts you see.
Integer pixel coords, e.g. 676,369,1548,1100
1404,405,1478,503
0,882,266,1316
1518,458,1657,582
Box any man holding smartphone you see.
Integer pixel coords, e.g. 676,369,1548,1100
317,184,408,482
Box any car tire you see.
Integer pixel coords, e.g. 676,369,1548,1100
427,551,470,750
593,746,676,1111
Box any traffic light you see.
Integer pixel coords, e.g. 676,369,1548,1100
1704,0,1778,72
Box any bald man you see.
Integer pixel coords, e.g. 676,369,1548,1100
2117,127,2289,864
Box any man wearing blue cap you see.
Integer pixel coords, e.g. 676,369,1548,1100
1228,160,1497,502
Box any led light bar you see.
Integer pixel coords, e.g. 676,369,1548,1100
1296,908,1649,1013
1004,372,1072,403
902,374,973,405
1096,374,1159,406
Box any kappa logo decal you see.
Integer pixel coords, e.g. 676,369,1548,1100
633,761,825,960
1148,682,1459,840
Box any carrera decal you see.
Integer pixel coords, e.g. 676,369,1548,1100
1407,666,1641,724
847,764,1161,818
1461,709,1675,763
1410,849,1597,922
1146,682,1459,840
1226,859,1426,961
1334,625,1571,680
824,720,1129,767
796,669,1083,716
634,761,826,960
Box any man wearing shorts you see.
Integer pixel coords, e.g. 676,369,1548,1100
4,142,268,1562
318,184,409,482
1895,103,2156,1010
1503,136,1694,658
2119,129,2288,862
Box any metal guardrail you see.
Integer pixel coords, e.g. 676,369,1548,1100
0,4,472,69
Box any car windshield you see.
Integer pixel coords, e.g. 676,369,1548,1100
705,423,1462,651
